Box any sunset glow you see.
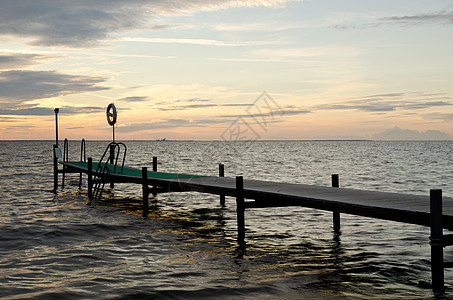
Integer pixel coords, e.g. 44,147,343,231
1,0,453,140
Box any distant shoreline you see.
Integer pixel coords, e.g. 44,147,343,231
1,139,453,142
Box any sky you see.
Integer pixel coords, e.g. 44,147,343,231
1,0,453,141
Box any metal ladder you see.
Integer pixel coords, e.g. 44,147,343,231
92,142,127,201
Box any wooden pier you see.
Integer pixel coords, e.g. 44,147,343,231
54,143,453,293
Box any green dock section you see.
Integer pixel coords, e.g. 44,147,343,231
67,161,206,179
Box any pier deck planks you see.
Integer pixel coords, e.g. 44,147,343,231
61,161,453,229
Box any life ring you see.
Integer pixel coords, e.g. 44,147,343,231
106,103,117,126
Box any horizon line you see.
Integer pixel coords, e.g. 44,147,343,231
1,139,453,142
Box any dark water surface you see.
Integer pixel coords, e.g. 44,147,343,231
1,140,453,299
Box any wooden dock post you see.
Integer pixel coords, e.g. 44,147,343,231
153,156,157,172
142,167,149,217
236,176,245,244
219,164,225,207
79,139,86,188
53,144,58,192
87,157,93,200
152,157,157,196
332,174,340,233
430,189,445,293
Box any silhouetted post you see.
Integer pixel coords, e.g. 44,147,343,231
236,176,245,244
152,180,158,198
142,167,149,217
88,157,93,200
430,189,445,293
79,139,86,188
219,164,225,207
78,168,83,188
53,144,58,192
332,174,340,233
112,123,115,143
153,156,157,172
54,108,59,147
152,157,158,196
62,138,68,188
109,144,115,188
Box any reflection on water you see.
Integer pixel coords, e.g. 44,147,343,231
1,140,453,299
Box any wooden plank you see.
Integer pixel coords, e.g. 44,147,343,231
59,161,453,229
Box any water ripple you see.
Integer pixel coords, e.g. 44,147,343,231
1,140,452,299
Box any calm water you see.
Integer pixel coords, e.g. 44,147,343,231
1,140,453,299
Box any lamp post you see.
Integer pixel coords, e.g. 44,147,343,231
53,108,60,192
54,108,59,147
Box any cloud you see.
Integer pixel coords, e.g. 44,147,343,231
318,92,453,113
154,98,211,106
4,125,34,129
117,96,149,102
320,103,395,112
373,126,452,140
0,105,104,116
59,106,105,115
174,98,211,103
0,53,55,70
252,46,360,59
222,103,251,107
380,10,453,26
212,21,308,32
423,112,453,122
218,109,309,119
331,10,453,30
118,116,247,133
401,101,452,110
0,68,107,116
359,93,406,98
0,0,297,48
154,100,297,112
0,107,54,116
118,37,271,47
0,116,17,122
154,96,292,112
0,1,145,47
66,126,85,130
118,118,194,133
0,70,109,107
279,109,310,116
157,104,218,111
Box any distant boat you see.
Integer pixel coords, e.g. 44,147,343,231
156,138,167,141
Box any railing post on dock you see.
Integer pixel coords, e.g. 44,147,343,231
152,157,157,196
88,157,93,200
109,144,115,188
430,189,445,293
219,164,225,207
62,138,68,188
53,144,58,192
236,176,245,245
332,174,340,234
79,138,86,188
142,167,149,218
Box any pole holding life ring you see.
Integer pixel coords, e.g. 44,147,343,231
106,103,117,142
106,103,117,126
